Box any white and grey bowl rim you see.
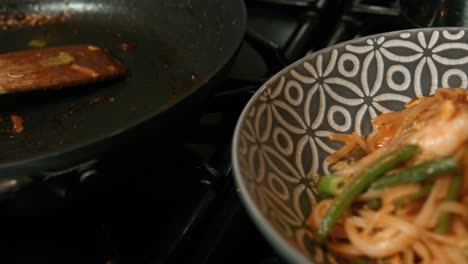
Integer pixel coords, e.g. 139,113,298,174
231,26,468,264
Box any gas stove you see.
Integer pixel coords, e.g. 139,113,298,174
0,1,430,263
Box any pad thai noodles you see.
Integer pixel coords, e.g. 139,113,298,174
307,87,468,264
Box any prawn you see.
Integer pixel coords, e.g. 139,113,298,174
333,88,468,177
406,103,468,161
396,88,468,161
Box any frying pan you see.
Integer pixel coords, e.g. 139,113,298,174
0,0,247,178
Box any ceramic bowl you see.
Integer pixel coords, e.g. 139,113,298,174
232,27,468,263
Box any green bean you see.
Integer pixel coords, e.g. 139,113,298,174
314,145,419,244
394,183,432,208
371,157,457,189
435,170,462,234
366,199,382,210
318,174,346,197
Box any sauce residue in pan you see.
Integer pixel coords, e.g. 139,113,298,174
28,39,48,48
159,72,200,110
89,97,102,104
0,11,71,29
118,42,137,52
10,114,24,133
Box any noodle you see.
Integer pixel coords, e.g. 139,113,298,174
326,138,358,164
412,242,431,264
308,88,468,263
344,215,418,257
453,218,468,236
443,244,468,264
381,183,422,205
327,242,363,257
415,177,450,228
436,201,468,219
403,247,415,264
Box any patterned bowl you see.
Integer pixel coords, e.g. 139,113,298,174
231,27,468,263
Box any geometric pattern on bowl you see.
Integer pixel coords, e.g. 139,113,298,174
232,27,468,263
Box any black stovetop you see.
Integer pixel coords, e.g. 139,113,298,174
0,1,419,263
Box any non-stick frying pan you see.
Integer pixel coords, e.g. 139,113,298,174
0,0,246,178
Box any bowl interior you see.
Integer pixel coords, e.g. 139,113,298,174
232,27,468,263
